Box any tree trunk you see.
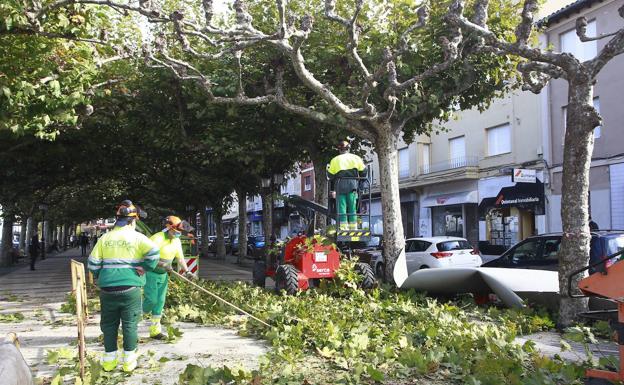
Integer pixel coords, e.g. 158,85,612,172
62,223,68,249
375,129,406,285
199,209,210,256
26,218,34,255
43,220,50,251
215,209,226,260
237,189,248,263
262,191,273,244
313,160,329,232
0,215,14,267
557,78,598,327
19,220,27,251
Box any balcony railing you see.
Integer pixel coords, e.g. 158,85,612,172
420,155,479,174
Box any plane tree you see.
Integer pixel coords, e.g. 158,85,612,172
26,0,520,283
447,0,624,327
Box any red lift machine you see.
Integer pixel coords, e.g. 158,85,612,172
568,249,624,384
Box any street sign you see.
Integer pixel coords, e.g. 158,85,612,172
512,168,536,183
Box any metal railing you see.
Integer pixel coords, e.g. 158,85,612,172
420,155,479,174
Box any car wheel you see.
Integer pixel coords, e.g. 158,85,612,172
419,265,429,269
275,265,299,295
355,262,376,289
252,260,266,288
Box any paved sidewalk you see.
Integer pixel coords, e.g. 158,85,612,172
0,249,256,302
0,247,85,302
0,248,266,384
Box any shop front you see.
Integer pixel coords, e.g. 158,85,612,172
478,175,545,254
420,188,479,246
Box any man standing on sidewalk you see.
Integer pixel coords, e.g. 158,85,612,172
29,231,40,271
88,200,159,373
143,215,191,339
79,232,89,257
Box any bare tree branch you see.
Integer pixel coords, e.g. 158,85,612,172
575,16,618,42
589,27,624,77
515,0,538,46
471,0,489,27
446,0,574,69
0,26,106,44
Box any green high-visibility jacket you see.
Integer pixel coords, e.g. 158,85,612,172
328,153,365,193
149,231,185,274
88,225,160,288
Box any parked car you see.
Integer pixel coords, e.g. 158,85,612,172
405,237,482,274
483,230,624,273
228,234,266,256
481,230,624,313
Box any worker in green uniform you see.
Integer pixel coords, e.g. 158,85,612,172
143,215,193,339
88,200,160,373
328,140,366,230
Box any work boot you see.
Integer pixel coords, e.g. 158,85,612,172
101,351,118,372
339,223,349,231
348,223,358,230
122,349,139,372
149,316,164,339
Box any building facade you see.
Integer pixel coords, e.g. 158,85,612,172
542,0,624,232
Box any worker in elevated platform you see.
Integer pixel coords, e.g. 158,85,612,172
328,140,366,230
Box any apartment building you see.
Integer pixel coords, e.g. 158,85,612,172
541,0,624,231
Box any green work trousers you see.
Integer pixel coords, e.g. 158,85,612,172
100,287,142,352
142,271,169,317
337,191,358,225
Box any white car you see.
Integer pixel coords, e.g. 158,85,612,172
405,236,482,274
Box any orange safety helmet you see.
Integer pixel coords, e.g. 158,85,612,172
165,215,183,231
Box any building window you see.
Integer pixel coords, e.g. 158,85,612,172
486,123,511,156
304,175,312,191
398,147,409,178
562,97,601,140
560,20,597,62
422,144,430,174
449,136,466,168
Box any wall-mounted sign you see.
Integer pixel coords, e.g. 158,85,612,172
512,168,536,183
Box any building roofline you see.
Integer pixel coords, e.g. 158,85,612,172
538,0,603,28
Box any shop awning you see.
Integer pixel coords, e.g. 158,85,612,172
422,190,478,207
478,180,545,218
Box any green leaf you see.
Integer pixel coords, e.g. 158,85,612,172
366,365,384,382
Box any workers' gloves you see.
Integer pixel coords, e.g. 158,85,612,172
157,261,174,272
183,271,197,280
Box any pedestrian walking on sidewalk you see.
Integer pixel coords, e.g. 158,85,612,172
143,215,193,339
87,200,159,373
29,231,40,271
79,232,89,257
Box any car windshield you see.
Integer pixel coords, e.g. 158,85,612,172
437,240,472,251
605,235,624,256
367,236,381,247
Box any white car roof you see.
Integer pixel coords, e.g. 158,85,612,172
406,236,468,242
